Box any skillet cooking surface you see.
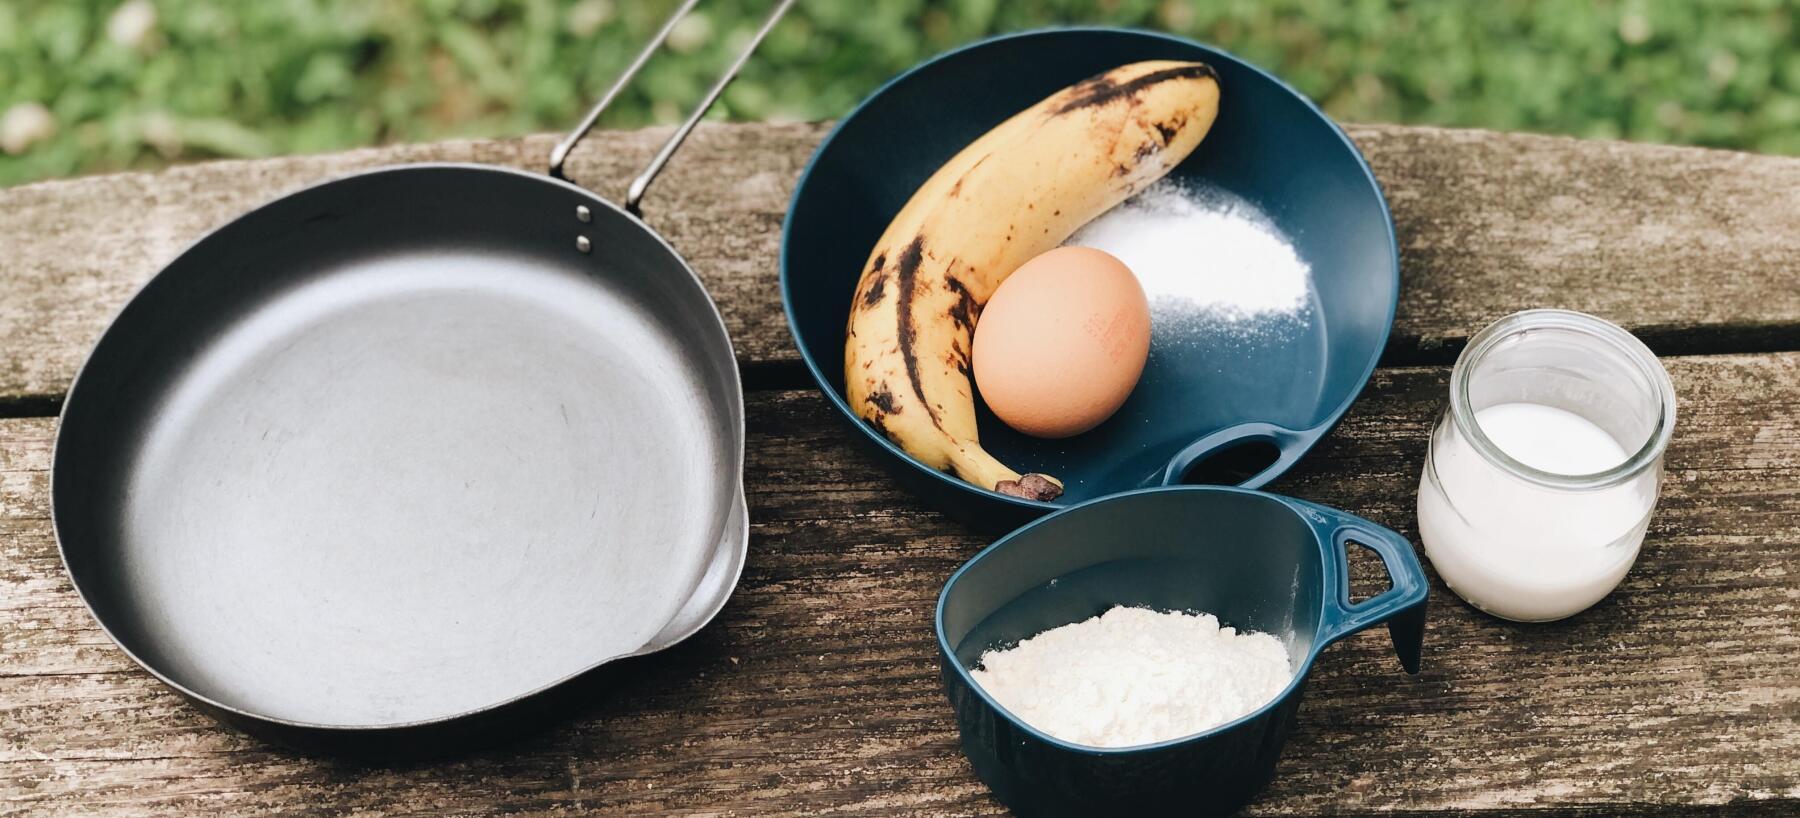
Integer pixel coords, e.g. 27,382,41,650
53,166,741,727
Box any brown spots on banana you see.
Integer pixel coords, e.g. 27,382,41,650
1054,63,1218,114
868,384,900,414
862,383,904,442
891,235,943,431
1127,110,1187,170
1131,138,1161,165
1152,111,1189,146
945,348,972,380
855,251,889,310
1058,73,1117,113
946,154,990,200
866,411,891,441
944,275,980,333
860,271,887,308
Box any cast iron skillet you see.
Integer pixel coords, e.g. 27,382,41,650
782,29,1399,532
50,0,790,757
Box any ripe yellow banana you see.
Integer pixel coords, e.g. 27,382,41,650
844,61,1221,500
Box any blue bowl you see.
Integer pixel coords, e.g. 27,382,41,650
782,29,1399,532
936,486,1427,816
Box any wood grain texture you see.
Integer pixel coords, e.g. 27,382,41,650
0,122,824,408
3,123,1800,405
1,354,1794,817
1356,127,1800,363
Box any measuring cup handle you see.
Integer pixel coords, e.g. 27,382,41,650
1159,422,1312,489
549,0,795,215
1290,499,1429,674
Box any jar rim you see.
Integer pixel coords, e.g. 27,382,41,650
1450,309,1677,490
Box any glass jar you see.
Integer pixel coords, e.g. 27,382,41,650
1417,309,1677,622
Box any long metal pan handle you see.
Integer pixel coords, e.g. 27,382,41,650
548,0,795,216
547,0,700,184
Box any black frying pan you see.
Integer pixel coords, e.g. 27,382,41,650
50,0,791,757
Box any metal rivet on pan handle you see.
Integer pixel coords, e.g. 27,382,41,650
546,0,795,217
576,205,592,223
576,236,592,254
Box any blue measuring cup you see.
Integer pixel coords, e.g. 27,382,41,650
937,486,1427,816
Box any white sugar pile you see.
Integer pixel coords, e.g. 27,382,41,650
1068,179,1312,323
970,606,1292,748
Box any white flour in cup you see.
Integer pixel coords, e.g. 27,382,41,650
969,606,1293,748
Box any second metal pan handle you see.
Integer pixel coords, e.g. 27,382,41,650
548,0,796,216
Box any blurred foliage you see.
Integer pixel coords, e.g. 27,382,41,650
2,0,1798,186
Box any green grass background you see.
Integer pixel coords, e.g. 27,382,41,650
3,0,1797,186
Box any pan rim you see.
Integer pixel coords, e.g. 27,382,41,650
50,161,749,732
778,26,1400,513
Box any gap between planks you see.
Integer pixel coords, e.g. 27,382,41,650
7,328,1800,421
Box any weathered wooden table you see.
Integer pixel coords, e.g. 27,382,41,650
1,122,1795,816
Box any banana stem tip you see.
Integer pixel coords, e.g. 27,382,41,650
995,473,1063,502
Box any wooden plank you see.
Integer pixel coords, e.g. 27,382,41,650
3,124,1800,405
0,123,824,408
1355,127,1800,363
0,354,1794,816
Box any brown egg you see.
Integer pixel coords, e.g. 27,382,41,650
973,246,1151,439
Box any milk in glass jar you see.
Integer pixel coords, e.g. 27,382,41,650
1417,310,1677,622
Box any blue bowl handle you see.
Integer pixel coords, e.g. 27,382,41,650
1288,499,1429,674
1159,422,1312,489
